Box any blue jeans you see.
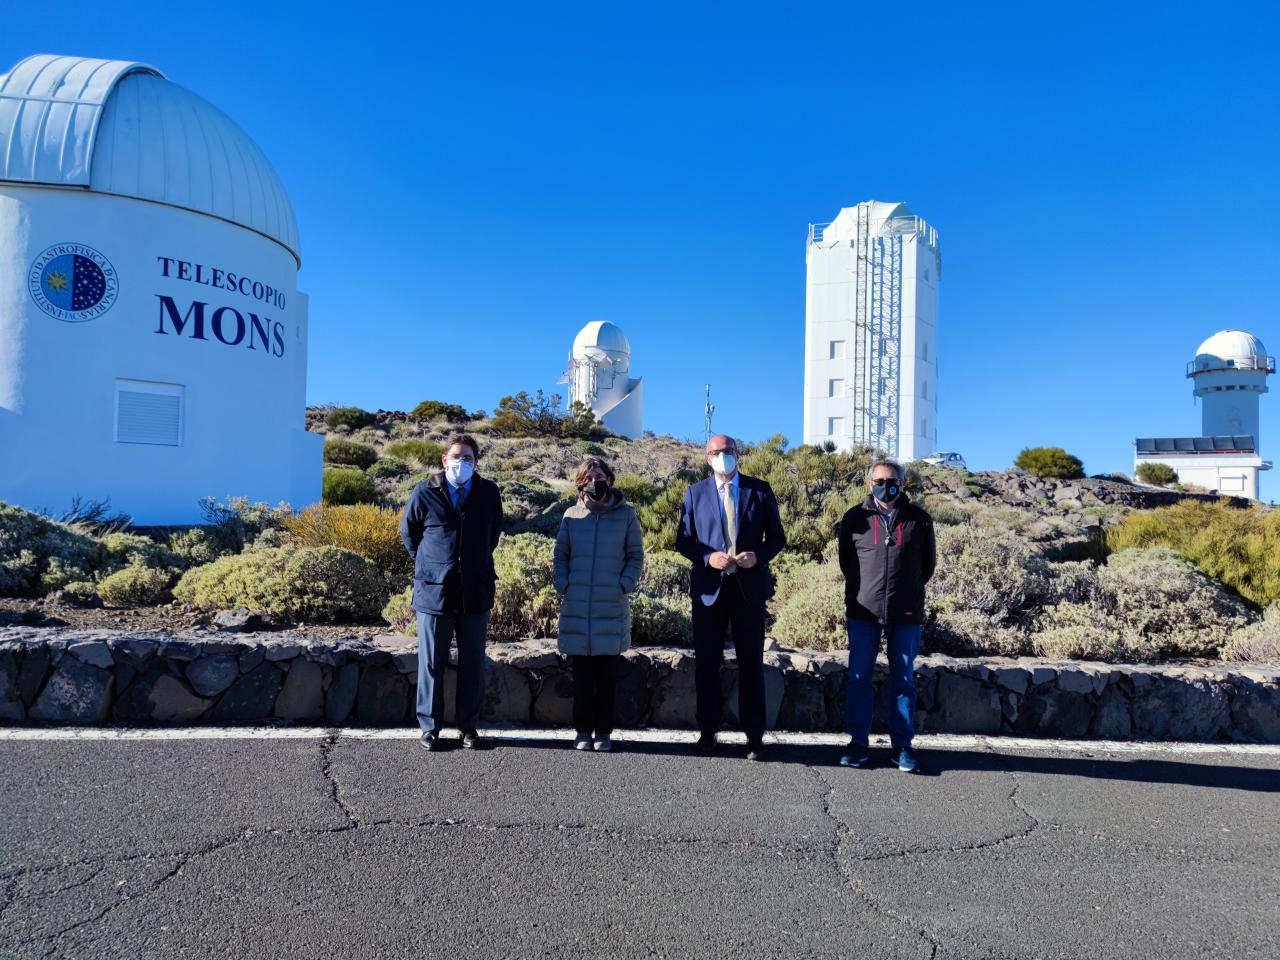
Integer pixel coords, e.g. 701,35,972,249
845,619,921,749
416,610,488,734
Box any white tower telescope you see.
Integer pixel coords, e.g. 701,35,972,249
803,200,940,459
1188,329,1274,439
560,321,643,438
1135,328,1273,500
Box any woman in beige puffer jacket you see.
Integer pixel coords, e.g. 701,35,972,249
554,456,644,751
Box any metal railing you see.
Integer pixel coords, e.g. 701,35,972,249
1186,356,1276,376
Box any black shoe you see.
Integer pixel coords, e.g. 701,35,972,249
461,729,482,750
746,742,768,762
419,732,439,752
696,732,718,756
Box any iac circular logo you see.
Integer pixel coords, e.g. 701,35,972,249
28,243,118,322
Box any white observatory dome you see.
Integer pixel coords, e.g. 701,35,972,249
1193,329,1269,363
0,54,318,524
1190,329,1274,376
0,54,299,262
572,320,631,364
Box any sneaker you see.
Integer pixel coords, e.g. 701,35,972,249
461,729,482,750
419,732,439,752
839,742,871,768
593,736,612,752
574,733,592,751
891,746,919,773
695,732,718,756
745,742,768,762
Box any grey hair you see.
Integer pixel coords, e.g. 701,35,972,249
870,458,904,480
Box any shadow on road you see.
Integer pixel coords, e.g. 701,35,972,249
489,736,1280,792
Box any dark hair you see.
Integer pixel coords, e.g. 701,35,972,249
573,456,615,491
445,433,481,460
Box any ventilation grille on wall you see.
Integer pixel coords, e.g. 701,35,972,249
115,380,183,446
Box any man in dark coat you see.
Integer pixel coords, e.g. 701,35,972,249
837,458,936,772
676,434,786,760
400,434,503,751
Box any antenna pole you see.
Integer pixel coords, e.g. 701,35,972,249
704,384,715,444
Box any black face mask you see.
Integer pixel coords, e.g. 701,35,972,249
872,480,901,503
584,479,609,500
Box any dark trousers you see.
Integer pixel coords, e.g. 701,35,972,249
416,610,488,734
692,578,766,744
572,654,618,736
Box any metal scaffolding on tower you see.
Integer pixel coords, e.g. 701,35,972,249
850,208,904,457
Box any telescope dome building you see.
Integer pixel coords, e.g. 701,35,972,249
0,54,320,524
1135,329,1274,500
560,320,643,438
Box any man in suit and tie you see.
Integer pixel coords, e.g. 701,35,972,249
676,434,786,760
400,434,504,751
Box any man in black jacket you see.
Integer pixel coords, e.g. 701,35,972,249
400,434,503,751
676,434,786,760
836,458,936,772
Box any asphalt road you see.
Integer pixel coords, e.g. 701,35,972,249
2,729,1278,960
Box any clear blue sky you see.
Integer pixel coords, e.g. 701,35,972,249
5,2,1278,496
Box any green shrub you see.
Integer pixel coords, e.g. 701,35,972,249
496,476,561,525
410,400,473,423
98,563,171,607
637,550,690,601
174,545,387,622
325,406,375,430
928,525,1051,623
284,503,410,584
99,532,182,573
490,533,560,639
382,586,416,637
167,526,235,567
195,497,294,551
367,456,411,479
613,473,657,506
1135,462,1178,486
60,581,101,605
323,467,380,506
769,562,846,650
1104,499,1280,608
324,438,378,470
926,607,1031,657
638,476,694,551
508,497,575,537
0,501,105,595
1015,447,1085,479
630,593,692,646
385,439,445,469
1033,547,1254,661
1221,603,1280,663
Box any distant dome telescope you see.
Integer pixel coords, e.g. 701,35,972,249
0,54,321,523
1136,327,1273,500
559,321,643,438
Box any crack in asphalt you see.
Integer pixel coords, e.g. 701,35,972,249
15,829,257,953
807,764,947,960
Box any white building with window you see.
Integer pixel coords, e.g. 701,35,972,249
0,54,320,524
803,200,940,459
1134,329,1273,500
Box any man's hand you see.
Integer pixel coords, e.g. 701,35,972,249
708,551,738,571
734,551,758,569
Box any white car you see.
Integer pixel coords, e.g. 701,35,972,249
920,452,967,470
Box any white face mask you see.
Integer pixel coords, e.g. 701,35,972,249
710,452,737,477
444,457,474,486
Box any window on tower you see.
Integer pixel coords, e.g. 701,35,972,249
828,417,844,436
920,341,929,362
828,379,844,398
920,380,929,400
829,340,846,360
